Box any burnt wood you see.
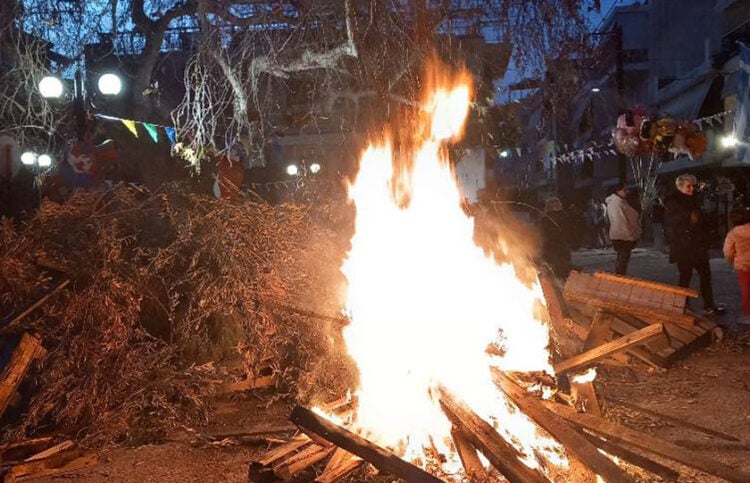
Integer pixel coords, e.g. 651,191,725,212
581,432,679,481
547,401,750,483
438,388,547,483
289,406,442,483
492,370,633,483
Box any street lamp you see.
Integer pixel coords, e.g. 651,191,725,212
38,70,124,140
97,73,123,96
591,87,601,93
39,76,64,99
37,154,52,168
499,149,510,158
721,135,739,148
286,164,299,176
20,151,54,168
309,163,321,174
19,150,54,205
21,151,36,165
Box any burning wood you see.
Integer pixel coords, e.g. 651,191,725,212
449,427,490,481
289,406,442,483
437,388,547,483
491,370,632,483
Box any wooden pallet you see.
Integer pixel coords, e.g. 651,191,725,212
564,271,696,325
562,271,716,368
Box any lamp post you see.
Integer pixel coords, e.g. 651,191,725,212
39,69,123,141
20,150,53,206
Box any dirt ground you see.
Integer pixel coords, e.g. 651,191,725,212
32,248,750,482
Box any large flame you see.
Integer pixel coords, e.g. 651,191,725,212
339,62,566,476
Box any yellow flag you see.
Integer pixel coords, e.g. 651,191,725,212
122,119,138,138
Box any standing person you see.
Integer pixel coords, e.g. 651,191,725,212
605,183,641,275
567,203,585,250
596,198,610,248
723,207,750,324
539,197,572,279
652,198,666,253
665,174,724,314
585,199,599,248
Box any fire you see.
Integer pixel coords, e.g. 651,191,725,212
339,62,568,477
571,368,598,384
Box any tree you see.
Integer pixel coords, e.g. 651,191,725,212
2,0,598,170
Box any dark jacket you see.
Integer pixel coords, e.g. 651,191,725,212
664,191,709,263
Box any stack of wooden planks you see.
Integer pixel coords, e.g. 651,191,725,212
559,271,717,370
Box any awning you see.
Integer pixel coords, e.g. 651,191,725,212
657,76,714,119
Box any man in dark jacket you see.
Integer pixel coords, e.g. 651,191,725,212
664,174,724,314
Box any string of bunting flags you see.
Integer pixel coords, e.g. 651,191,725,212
548,110,734,165
94,113,177,146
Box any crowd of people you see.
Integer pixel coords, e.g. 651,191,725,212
538,172,750,324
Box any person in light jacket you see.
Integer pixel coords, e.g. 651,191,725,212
605,183,642,275
723,206,750,324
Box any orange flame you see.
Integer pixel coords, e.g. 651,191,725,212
340,61,567,476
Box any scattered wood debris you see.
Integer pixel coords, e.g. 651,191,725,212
1,439,96,482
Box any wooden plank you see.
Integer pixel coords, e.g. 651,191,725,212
274,444,334,480
663,323,700,346
437,388,547,483
575,310,609,416
289,406,442,483
0,438,54,454
315,448,364,483
581,432,679,481
564,292,695,325
614,313,677,353
554,324,665,374
256,434,312,467
546,402,750,483
24,441,75,462
0,334,43,420
492,371,633,483
605,398,740,442
583,310,612,350
5,450,96,482
539,272,568,324
450,427,490,480
608,317,671,368
593,272,698,298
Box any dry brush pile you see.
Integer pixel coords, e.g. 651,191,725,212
0,182,357,445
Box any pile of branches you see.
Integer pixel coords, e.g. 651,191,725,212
0,182,357,445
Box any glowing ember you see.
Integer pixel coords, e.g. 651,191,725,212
339,61,568,477
571,368,598,384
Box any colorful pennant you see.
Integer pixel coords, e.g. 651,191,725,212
164,126,176,146
143,123,159,143
121,119,138,138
